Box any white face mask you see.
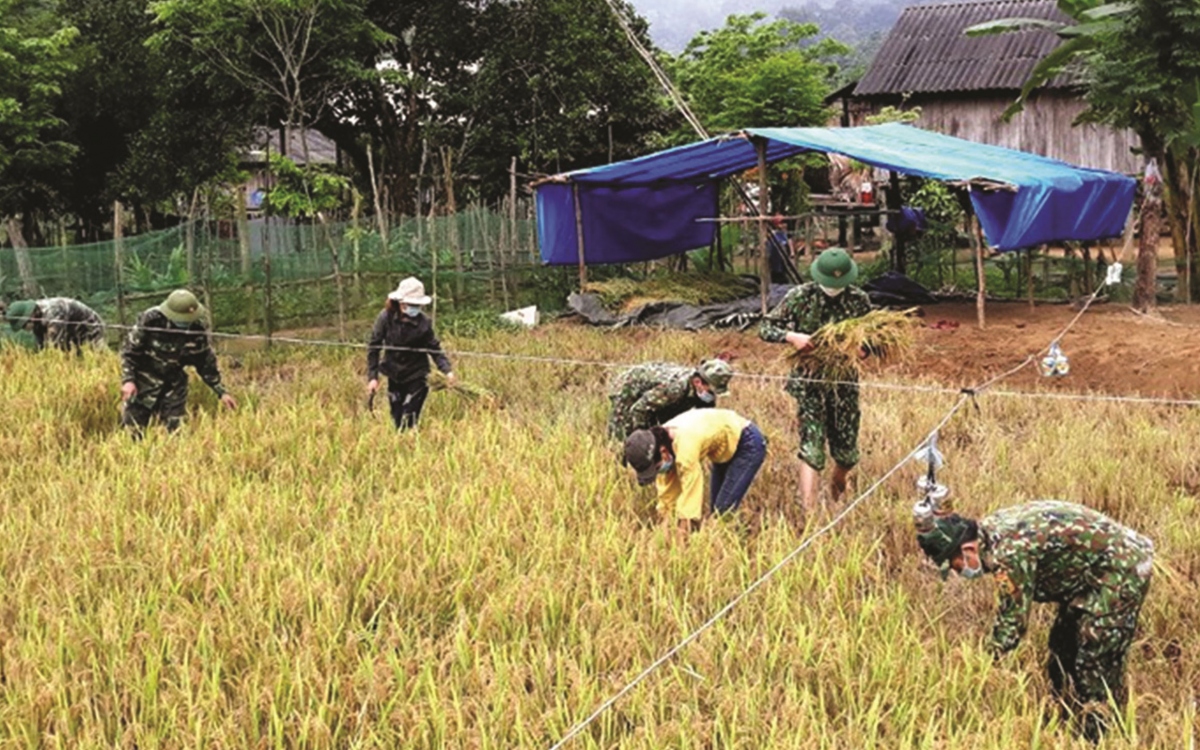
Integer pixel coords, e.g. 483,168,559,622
402,304,423,317
819,285,845,298
959,562,984,579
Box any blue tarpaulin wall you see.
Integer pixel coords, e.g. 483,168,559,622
535,123,1136,265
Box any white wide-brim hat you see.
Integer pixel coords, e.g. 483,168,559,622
387,276,432,305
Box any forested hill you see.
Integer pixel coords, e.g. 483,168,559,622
636,0,964,54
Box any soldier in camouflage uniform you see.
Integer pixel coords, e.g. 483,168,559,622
759,248,871,513
607,359,734,441
6,297,106,351
916,501,1154,741
120,289,237,437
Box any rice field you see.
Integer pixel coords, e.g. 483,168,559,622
0,324,1197,748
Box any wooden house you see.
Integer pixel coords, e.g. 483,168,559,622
839,0,1140,174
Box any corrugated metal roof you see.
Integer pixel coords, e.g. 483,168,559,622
855,0,1077,96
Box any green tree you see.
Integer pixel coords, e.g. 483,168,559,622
670,13,846,136
148,0,385,167
1082,0,1200,301
461,0,671,194
967,0,1200,302
55,0,256,234
0,0,78,253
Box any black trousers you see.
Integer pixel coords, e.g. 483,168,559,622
387,378,429,431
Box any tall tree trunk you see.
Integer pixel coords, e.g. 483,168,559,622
1133,175,1163,312
4,216,38,298
1162,149,1191,301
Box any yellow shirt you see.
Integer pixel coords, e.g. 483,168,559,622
655,408,751,520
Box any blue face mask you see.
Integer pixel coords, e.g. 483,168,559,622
696,389,716,405
657,458,675,475
402,305,423,317
169,319,192,329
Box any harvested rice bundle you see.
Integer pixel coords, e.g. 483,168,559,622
427,370,498,407
788,308,920,378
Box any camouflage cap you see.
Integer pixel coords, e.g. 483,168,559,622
5,300,36,330
696,359,733,395
623,429,660,486
158,289,205,325
916,514,974,566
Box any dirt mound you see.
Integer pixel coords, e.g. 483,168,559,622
894,301,1200,397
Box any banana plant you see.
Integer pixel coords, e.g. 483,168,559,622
965,1,1133,120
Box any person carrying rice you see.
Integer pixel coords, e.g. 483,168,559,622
759,248,871,516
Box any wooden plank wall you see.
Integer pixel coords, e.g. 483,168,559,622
854,92,1142,174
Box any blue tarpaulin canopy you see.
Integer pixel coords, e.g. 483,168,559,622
535,123,1136,265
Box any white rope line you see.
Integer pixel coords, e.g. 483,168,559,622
546,262,1151,747
18,319,1200,407
546,394,972,750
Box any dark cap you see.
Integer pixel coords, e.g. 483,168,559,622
916,514,975,565
623,429,660,486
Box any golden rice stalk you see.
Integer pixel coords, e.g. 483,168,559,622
788,308,920,378
427,370,498,408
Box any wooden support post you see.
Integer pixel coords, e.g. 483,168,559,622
755,138,770,314
573,183,587,289
806,215,815,260
973,215,986,329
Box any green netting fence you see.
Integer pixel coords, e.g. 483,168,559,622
1,204,580,339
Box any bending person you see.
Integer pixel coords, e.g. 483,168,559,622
7,297,106,351
915,500,1154,742
120,289,236,437
622,408,766,538
607,358,733,441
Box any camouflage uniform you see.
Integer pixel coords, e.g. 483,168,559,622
120,308,226,434
980,501,1154,722
607,363,711,441
33,297,106,351
759,282,872,471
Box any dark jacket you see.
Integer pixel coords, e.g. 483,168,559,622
366,309,452,386
121,308,225,395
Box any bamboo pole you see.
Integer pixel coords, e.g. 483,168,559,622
114,201,127,325
509,156,519,298
755,138,770,313
972,215,986,329
1027,246,1038,308
573,183,587,289
186,188,200,283
367,143,388,251
494,202,510,309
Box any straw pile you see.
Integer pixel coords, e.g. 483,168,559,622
584,272,752,312
788,308,920,378
427,370,498,408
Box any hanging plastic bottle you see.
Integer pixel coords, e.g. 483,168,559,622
1041,342,1070,377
